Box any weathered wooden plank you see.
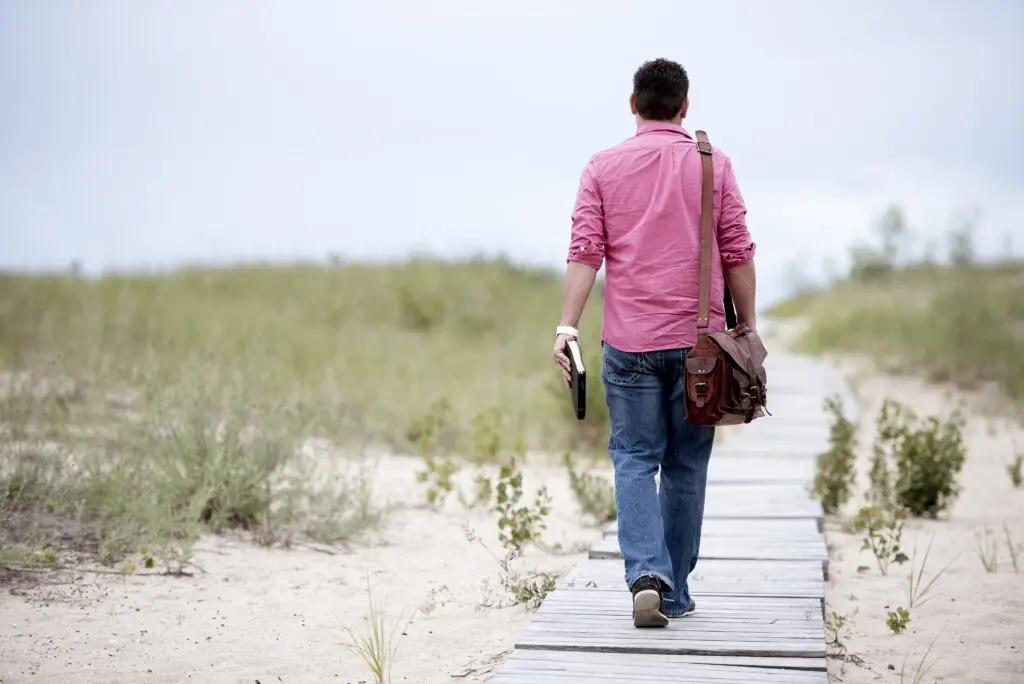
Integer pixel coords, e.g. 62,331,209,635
562,558,825,599
727,424,831,441
590,536,828,568
561,565,823,597
725,423,831,439
500,649,826,672
532,592,823,622
653,483,823,520
603,518,821,540
517,592,825,658
711,445,825,460
568,558,824,581
491,650,828,683
749,407,847,426
705,457,816,484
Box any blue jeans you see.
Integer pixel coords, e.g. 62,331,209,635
601,342,715,617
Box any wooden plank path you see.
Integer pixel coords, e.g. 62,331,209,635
490,350,854,683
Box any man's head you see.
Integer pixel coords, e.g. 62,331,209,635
630,58,689,123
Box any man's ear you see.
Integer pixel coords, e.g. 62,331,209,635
629,92,638,115
679,97,690,120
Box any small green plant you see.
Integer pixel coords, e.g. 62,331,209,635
562,452,616,525
416,455,459,507
343,574,412,684
867,400,899,506
1004,523,1021,573
900,629,945,684
32,546,58,566
812,394,858,515
975,525,999,573
411,398,460,507
886,605,911,634
498,556,557,610
468,406,505,464
1007,451,1023,488
906,534,957,609
408,397,454,457
464,525,556,610
852,504,909,575
824,607,851,658
460,473,493,510
493,459,550,552
869,399,967,518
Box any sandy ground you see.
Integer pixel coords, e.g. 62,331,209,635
0,452,598,683
817,356,1024,683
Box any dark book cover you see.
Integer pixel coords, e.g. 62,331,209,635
564,338,586,420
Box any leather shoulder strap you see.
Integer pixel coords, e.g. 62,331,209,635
695,130,714,332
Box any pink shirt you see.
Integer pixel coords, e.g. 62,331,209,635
567,122,755,353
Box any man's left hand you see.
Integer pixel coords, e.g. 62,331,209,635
552,333,574,389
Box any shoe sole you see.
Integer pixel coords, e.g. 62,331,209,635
632,589,669,628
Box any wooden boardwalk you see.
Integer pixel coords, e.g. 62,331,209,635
490,350,855,683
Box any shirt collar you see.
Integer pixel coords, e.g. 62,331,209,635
635,121,693,139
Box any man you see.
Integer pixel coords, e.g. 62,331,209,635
552,58,757,628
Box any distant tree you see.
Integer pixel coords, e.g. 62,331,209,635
876,205,910,267
947,207,980,267
847,204,913,282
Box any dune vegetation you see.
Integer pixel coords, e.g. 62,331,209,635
0,256,610,575
768,205,1024,403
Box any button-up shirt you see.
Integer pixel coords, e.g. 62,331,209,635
567,121,756,352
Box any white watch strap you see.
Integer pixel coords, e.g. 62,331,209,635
556,325,579,338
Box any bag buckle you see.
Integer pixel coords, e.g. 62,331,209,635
694,382,708,398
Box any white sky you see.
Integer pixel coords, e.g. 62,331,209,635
2,0,1022,303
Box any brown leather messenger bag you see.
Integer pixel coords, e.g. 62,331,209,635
683,130,770,426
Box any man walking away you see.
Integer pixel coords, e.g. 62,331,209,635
552,58,757,628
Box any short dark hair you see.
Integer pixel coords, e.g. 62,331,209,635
632,58,689,121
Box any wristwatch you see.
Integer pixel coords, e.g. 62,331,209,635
555,325,579,339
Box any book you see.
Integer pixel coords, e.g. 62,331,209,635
564,338,586,420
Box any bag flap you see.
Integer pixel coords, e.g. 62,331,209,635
709,327,768,376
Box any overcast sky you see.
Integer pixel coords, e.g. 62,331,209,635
2,0,1022,303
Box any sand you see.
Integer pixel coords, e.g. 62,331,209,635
817,357,1024,683
0,452,598,683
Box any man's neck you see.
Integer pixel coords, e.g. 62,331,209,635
635,116,684,128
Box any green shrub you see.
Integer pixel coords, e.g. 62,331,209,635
812,394,858,515
493,459,550,552
867,399,966,518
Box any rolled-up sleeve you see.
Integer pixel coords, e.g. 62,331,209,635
566,158,605,270
718,155,756,267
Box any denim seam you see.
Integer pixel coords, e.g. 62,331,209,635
630,571,675,592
